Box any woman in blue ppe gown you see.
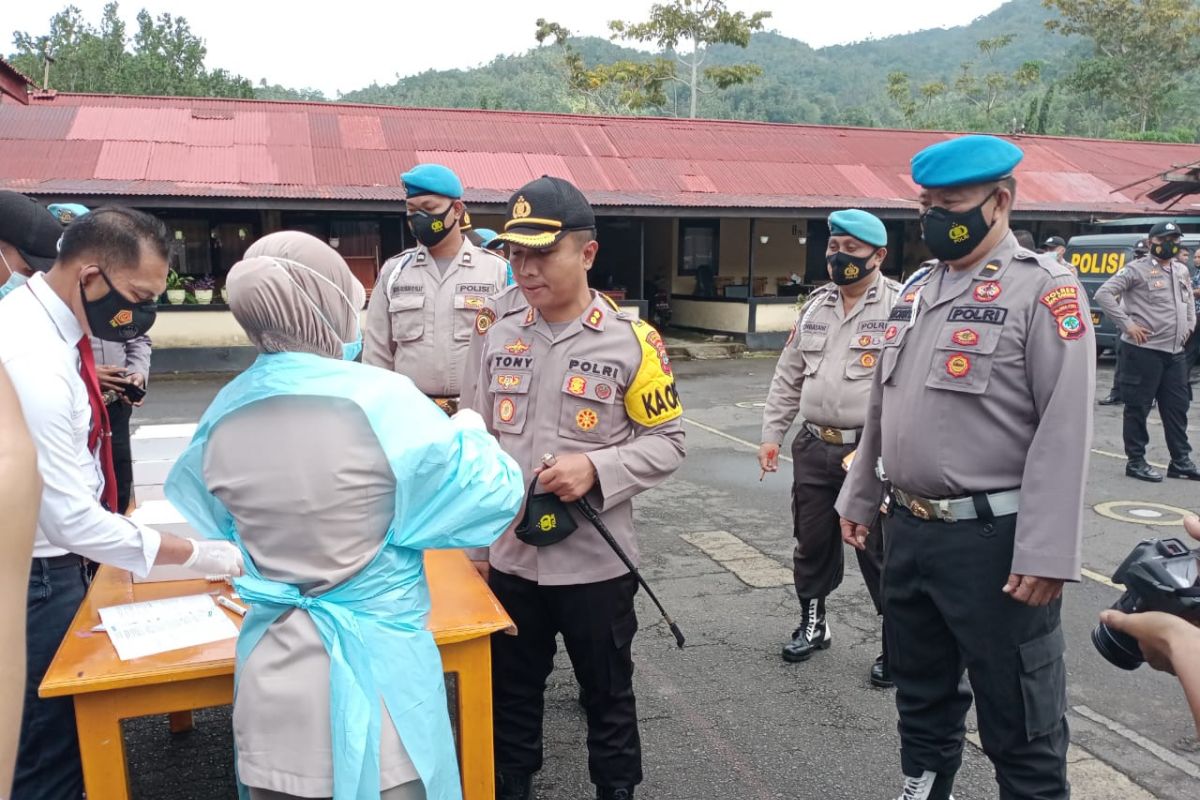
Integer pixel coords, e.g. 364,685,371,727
165,232,524,800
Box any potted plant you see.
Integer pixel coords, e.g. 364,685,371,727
165,270,186,305
189,275,215,305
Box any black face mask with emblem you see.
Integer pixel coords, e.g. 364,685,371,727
1150,240,1180,262
513,476,578,547
81,267,157,342
826,251,877,286
920,189,997,262
408,206,457,248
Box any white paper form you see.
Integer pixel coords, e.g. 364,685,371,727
98,594,240,661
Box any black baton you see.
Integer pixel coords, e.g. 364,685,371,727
543,454,686,648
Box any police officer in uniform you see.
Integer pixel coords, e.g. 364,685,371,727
1099,238,1152,406
1094,221,1199,482
837,135,1094,800
466,176,685,800
364,164,510,413
759,209,899,686
1042,235,1067,262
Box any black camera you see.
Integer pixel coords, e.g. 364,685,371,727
1092,538,1200,670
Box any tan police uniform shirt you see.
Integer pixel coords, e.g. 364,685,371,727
761,272,902,444
835,232,1096,581
470,292,686,586
1094,255,1196,354
460,284,529,411
203,395,417,796
363,237,509,396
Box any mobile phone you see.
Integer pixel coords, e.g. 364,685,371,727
121,381,146,403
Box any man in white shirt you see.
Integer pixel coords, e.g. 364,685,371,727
0,206,243,800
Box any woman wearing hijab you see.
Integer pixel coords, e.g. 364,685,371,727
165,232,523,800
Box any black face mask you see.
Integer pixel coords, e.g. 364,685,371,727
920,190,997,262
513,476,578,547
826,251,877,286
408,206,457,248
81,268,157,342
1151,240,1180,262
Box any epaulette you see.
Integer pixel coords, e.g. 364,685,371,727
492,283,528,319
1021,249,1074,278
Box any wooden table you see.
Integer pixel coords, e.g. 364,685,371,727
40,549,513,800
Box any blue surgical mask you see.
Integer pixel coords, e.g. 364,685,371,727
0,251,28,300
343,332,363,362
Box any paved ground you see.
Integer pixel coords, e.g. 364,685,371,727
120,355,1200,799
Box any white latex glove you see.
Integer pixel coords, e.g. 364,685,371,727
450,408,486,431
183,539,245,577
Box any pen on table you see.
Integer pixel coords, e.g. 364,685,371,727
216,596,248,617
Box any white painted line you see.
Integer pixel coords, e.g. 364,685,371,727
684,417,1130,593
683,417,792,462
1073,704,1200,780
966,732,1158,800
681,531,793,588
1080,568,1122,590
1091,448,1167,470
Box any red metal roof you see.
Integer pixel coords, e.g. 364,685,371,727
0,91,1196,215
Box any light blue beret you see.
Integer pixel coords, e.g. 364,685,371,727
910,135,1024,189
828,209,887,247
401,164,463,199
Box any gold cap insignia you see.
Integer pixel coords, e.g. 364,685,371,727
513,195,532,220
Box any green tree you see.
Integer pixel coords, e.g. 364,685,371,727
9,2,253,98
608,0,771,118
1044,0,1200,133
535,19,672,114
255,80,328,102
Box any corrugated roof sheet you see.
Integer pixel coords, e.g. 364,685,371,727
1,92,1196,214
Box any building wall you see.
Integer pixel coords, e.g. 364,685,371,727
671,299,749,333
755,301,804,333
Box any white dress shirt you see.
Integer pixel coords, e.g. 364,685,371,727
0,274,159,575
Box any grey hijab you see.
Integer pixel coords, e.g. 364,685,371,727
228,231,365,358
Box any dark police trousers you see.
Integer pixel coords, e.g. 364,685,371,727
108,400,134,514
884,508,1069,800
489,569,641,789
791,430,883,611
14,557,90,800
1118,343,1192,462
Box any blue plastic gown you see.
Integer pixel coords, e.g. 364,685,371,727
165,352,524,800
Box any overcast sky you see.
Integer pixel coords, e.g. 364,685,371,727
7,0,1008,97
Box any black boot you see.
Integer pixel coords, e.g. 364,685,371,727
1167,458,1200,481
1098,390,1123,406
1126,460,1164,482
497,772,532,800
782,597,830,663
870,653,894,688
596,787,635,800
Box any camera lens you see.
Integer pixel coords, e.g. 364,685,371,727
1091,622,1144,670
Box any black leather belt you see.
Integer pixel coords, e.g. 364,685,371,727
33,554,88,571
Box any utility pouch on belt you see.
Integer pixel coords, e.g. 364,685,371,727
514,476,578,547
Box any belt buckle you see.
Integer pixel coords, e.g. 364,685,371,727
819,426,841,445
907,497,934,521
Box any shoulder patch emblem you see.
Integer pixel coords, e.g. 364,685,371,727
475,307,496,336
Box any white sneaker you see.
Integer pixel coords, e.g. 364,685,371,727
894,771,955,800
